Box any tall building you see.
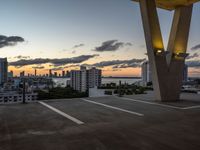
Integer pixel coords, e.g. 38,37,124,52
8,70,14,78
88,67,102,88
183,64,188,82
62,70,65,77
20,71,25,77
141,61,152,85
66,71,70,77
0,58,8,85
70,66,102,92
54,72,57,77
35,69,37,76
70,67,87,92
49,69,52,77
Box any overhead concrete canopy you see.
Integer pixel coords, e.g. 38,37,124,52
132,0,200,10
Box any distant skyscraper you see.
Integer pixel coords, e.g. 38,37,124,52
141,61,152,85
20,71,25,77
8,70,14,78
35,69,37,76
70,66,102,92
49,69,52,77
10,70,13,75
0,58,8,85
183,64,188,82
54,72,57,77
66,71,70,77
62,70,65,77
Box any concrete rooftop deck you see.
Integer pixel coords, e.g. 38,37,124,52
1,92,200,150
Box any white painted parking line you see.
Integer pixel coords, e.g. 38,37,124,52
38,101,84,125
81,98,144,117
116,97,183,110
182,105,200,110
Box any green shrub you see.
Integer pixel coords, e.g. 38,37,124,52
36,87,88,100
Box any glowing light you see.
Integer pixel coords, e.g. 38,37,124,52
157,49,162,53
155,49,166,56
173,52,189,60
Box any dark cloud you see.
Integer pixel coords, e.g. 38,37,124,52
191,44,200,51
186,53,200,59
32,66,45,69
73,44,84,48
14,55,30,59
49,64,65,67
9,54,99,67
112,63,140,69
65,64,80,68
94,40,133,52
125,42,133,46
10,58,49,67
90,58,146,68
186,60,200,68
62,44,85,53
0,35,25,48
50,64,80,71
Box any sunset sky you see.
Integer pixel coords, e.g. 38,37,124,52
0,0,200,77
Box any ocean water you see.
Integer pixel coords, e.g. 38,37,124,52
52,77,141,87
52,78,70,87
102,78,141,85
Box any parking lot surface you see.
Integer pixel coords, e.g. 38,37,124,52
1,93,200,150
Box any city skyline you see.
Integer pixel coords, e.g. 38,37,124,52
0,0,200,77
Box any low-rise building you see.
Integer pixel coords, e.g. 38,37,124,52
0,92,37,104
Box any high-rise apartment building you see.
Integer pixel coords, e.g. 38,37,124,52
0,58,8,85
35,69,37,76
62,70,65,77
66,71,70,77
70,70,80,91
54,72,57,77
141,61,152,85
88,67,102,88
49,69,52,77
70,66,102,92
20,71,25,77
183,65,188,82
